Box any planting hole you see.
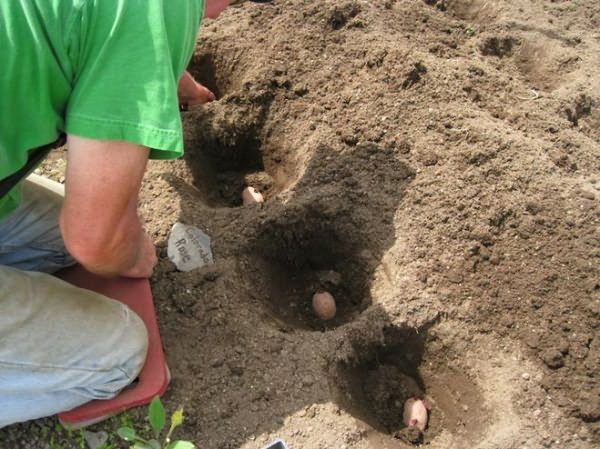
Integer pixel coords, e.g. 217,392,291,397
480,36,519,58
183,118,266,208
188,52,222,99
245,211,373,330
332,324,490,444
182,80,295,207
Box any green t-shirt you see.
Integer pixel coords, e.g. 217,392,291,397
0,0,205,219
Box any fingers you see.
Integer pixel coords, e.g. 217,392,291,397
178,71,216,109
188,84,216,106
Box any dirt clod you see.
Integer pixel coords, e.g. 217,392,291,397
541,349,565,369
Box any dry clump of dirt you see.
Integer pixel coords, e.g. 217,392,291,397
2,0,598,448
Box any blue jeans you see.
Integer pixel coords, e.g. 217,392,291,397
0,180,148,428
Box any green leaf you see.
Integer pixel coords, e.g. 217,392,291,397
131,443,154,449
170,407,184,432
117,427,137,441
148,439,161,449
148,396,166,438
165,406,185,443
165,441,195,449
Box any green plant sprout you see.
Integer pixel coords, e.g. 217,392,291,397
465,24,476,36
49,435,67,449
117,396,194,449
119,411,134,430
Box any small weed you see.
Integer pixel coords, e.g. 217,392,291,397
76,430,88,449
95,443,116,449
465,25,476,36
117,396,195,449
119,412,134,430
49,434,67,449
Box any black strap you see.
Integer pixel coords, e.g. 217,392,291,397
0,134,66,199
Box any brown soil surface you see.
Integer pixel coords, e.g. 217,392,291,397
3,0,599,448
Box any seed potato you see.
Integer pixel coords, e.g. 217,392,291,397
312,290,336,320
242,186,264,205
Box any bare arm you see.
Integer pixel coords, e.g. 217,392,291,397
205,0,231,19
59,135,156,278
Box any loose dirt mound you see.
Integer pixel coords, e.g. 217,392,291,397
2,0,598,448
143,1,599,447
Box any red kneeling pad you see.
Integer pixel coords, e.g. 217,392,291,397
55,266,169,428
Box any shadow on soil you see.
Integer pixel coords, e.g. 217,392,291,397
153,132,487,447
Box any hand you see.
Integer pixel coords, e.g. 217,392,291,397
178,71,216,110
120,233,158,279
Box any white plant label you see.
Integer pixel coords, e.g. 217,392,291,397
168,222,214,271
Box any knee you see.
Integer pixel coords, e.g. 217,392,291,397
121,308,149,381
89,307,149,399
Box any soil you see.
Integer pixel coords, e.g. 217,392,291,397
2,0,599,448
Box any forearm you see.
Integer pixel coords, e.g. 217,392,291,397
60,135,153,278
205,0,230,19
61,195,146,277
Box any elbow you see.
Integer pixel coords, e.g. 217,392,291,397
62,230,116,275
60,213,129,276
